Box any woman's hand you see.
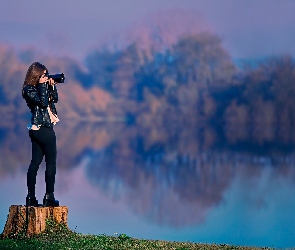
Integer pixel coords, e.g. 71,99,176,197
39,71,56,86
48,78,56,86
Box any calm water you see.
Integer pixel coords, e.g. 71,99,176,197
0,121,295,248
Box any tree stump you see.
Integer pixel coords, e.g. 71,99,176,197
1,205,68,238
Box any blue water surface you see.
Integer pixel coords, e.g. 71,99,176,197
0,123,294,248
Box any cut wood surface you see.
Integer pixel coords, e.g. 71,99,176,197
1,205,68,238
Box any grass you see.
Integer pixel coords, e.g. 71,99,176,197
0,219,273,250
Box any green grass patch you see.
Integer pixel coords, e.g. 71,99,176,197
0,219,273,250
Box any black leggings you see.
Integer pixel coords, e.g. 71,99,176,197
27,126,57,194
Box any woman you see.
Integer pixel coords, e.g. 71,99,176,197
22,62,60,207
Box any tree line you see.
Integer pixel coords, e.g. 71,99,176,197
1,31,295,147
84,32,295,146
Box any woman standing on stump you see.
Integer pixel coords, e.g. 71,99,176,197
22,62,60,207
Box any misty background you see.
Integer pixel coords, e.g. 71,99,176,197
1,1,295,150
1,1,295,248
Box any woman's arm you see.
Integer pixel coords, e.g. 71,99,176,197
24,84,49,108
48,84,58,103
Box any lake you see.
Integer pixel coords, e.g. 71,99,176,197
0,121,294,248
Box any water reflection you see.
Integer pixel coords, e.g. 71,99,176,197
84,138,295,228
0,121,295,248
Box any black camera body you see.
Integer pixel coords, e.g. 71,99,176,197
48,73,65,83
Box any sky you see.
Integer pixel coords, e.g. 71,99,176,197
0,0,295,62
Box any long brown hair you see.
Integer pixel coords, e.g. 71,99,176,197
23,62,48,88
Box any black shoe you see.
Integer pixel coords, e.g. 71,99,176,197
26,195,39,207
43,193,59,207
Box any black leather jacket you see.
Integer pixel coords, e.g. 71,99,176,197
22,83,58,127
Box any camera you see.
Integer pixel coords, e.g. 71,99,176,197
48,73,65,83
